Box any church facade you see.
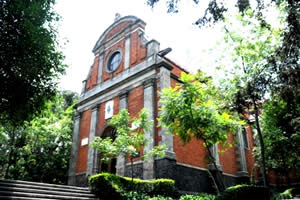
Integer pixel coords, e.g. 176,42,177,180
68,15,257,192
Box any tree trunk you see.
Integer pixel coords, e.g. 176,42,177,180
205,141,224,194
253,99,268,187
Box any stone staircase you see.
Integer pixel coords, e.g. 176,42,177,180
0,179,98,200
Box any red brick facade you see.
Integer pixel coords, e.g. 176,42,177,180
68,15,259,190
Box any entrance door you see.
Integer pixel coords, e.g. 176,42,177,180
98,127,117,174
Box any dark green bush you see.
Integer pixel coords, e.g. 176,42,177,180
89,173,175,199
217,184,270,200
89,173,123,200
122,191,150,200
179,193,216,200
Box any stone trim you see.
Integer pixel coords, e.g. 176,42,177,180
124,36,131,69
93,15,145,53
146,40,160,57
158,67,175,157
176,162,208,172
143,78,155,179
68,113,81,185
236,128,249,177
76,58,170,112
97,54,104,85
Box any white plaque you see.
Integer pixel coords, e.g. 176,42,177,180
81,137,89,146
105,100,114,119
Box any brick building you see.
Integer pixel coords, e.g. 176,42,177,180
68,15,257,192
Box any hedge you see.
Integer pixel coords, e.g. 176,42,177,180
89,173,175,200
216,184,270,200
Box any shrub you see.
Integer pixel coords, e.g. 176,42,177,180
216,184,270,200
150,196,173,200
89,173,175,199
273,188,293,200
89,173,123,200
122,191,150,200
180,193,216,200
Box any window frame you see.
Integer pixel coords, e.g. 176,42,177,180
242,128,249,150
106,50,122,73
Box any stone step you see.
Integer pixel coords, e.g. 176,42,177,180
0,179,98,200
0,179,88,191
0,186,95,198
0,191,97,200
0,181,92,194
0,196,58,200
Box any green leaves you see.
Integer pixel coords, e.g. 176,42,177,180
159,71,242,147
0,0,67,126
0,91,78,183
91,108,165,164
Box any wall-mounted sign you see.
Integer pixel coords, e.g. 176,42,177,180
105,100,114,119
81,137,89,146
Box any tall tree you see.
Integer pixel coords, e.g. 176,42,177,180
258,98,300,185
0,91,78,183
216,9,282,187
159,71,242,193
0,0,66,126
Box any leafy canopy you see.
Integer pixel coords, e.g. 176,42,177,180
0,0,66,126
159,71,243,148
91,108,166,163
0,91,78,183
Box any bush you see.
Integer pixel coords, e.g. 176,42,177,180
150,196,173,200
89,173,175,199
180,193,216,200
272,188,293,200
217,184,270,200
89,173,123,200
122,191,150,200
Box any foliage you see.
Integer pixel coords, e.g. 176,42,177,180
272,188,294,200
150,196,173,200
216,184,270,200
159,71,242,192
258,98,300,182
180,193,216,200
0,0,67,126
0,91,78,183
123,191,150,200
91,108,166,179
216,8,283,187
89,172,175,200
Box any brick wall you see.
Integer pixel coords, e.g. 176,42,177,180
103,21,132,42
76,109,92,173
127,86,144,162
85,56,99,91
219,133,238,175
130,31,146,67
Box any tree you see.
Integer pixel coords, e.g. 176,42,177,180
216,9,283,187
91,108,165,181
257,98,300,185
159,71,242,193
0,91,78,183
0,0,66,126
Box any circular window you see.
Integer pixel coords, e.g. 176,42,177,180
107,51,121,72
